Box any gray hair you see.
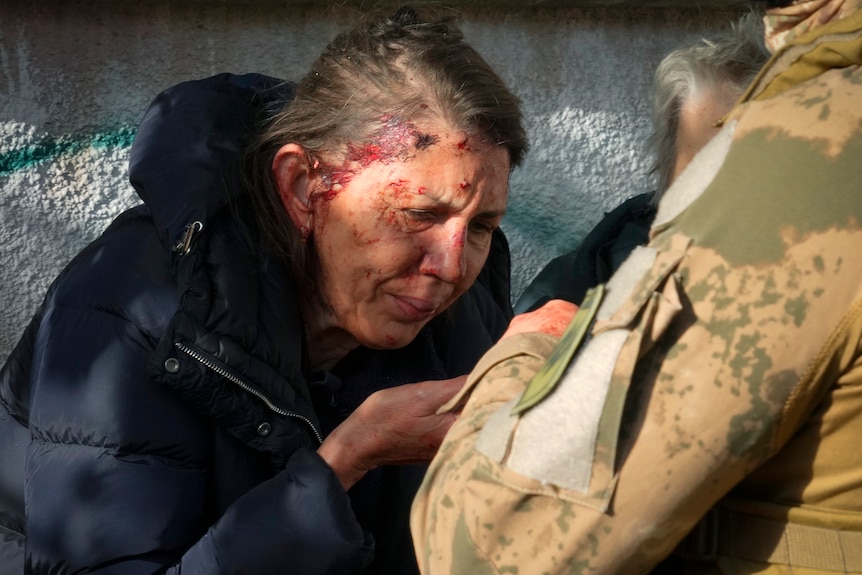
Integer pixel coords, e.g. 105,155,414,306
646,11,770,198
244,5,527,298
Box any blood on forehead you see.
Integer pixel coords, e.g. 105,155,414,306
314,114,444,201
348,115,439,167
415,133,439,150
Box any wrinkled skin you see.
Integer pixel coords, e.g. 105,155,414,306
274,119,511,490
275,120,510,362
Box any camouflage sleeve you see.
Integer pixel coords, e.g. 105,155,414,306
410,331,560,573
412,229,862,575
412,56,862,574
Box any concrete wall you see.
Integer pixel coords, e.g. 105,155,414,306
0,1,746,362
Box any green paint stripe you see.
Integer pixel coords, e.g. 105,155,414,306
0,126,136,176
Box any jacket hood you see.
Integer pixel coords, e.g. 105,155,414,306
129,73,294,253
131,73,321,456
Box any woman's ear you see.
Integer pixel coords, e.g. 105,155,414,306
272,143,315,230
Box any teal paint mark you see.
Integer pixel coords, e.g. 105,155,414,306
0,126,136,176
503,194,596,256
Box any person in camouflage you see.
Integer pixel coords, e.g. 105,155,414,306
411,1,862,573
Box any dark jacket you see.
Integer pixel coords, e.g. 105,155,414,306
0,73,512,575
513,191,656,314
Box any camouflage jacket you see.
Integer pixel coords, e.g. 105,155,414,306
411,10,862,575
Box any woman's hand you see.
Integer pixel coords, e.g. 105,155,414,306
317,376,466,490
501,299,579,339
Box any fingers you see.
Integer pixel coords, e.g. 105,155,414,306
502,298,579,339
411,375,467,407
318,376,470,488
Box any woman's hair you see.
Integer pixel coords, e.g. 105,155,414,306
244,5,527,297
646,11,770,198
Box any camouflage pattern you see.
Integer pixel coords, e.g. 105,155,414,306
763,0,862,53
412,10,862,574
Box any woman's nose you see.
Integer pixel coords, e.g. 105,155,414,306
420,226,467,284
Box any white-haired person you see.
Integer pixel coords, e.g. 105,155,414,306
515,12,769,315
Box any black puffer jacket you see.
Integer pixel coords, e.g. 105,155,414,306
0,73,512,575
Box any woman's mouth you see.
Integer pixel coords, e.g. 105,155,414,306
389,294,443,321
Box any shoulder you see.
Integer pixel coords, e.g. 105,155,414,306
45,205,177,340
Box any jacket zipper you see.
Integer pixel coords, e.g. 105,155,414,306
174,341,323,444
173,221,203,256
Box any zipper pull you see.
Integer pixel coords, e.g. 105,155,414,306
173,221,203,256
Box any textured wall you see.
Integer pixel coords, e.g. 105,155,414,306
0,2,744,361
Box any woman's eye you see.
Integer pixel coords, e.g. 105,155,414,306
393,209,437,232
470,221,496,235
405,209,436,221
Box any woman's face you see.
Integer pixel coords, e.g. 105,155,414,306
309,120,510,350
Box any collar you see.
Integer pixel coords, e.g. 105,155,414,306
748,7,862,102
718,8,862,127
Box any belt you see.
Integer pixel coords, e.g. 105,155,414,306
675,505,862,572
